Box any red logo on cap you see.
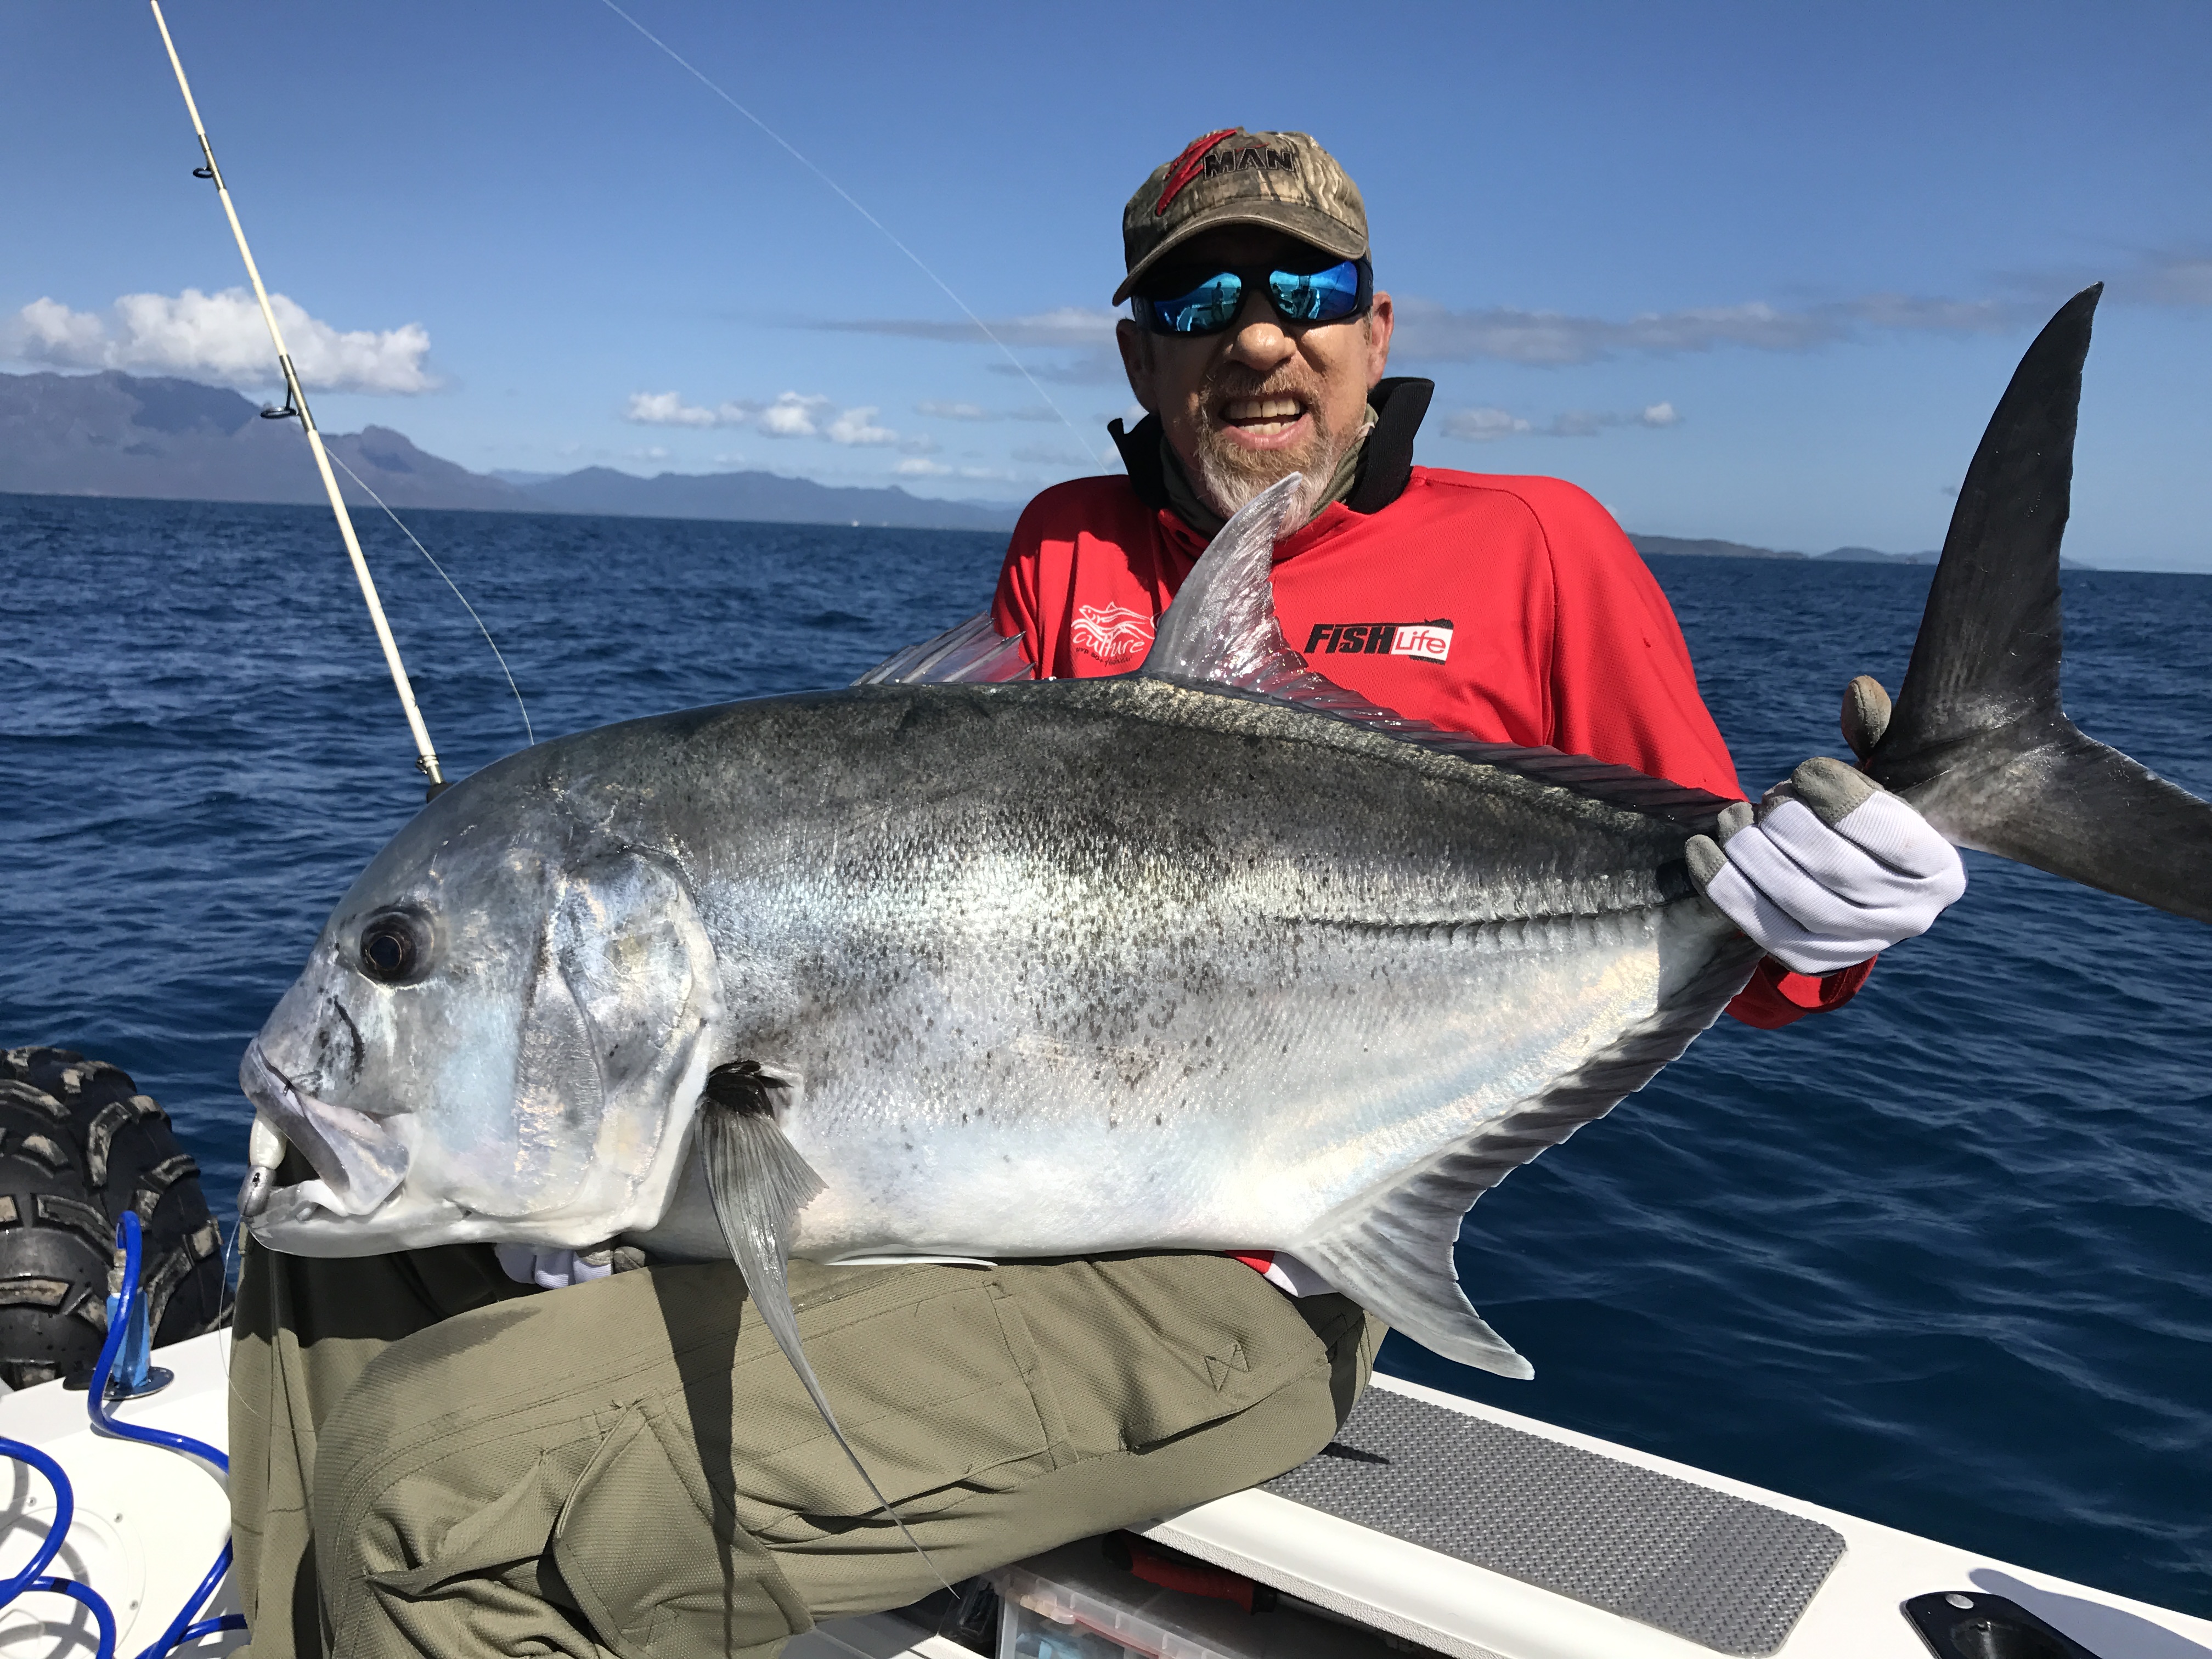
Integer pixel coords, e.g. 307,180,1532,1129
1155,129,1240,217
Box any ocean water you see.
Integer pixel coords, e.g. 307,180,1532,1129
2,492,2207,1617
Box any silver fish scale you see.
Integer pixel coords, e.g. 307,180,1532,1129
244,668,1744,1362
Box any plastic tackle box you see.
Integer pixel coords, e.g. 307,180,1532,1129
991,1538,1417,1659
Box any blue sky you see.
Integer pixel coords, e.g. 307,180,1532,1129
4,2,2209,568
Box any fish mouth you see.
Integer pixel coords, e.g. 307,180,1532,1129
239,1040,410,1224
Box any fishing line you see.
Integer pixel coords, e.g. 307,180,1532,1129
594,0,1110,464
328,454,536,747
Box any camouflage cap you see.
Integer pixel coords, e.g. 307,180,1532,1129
1115,128,1368,305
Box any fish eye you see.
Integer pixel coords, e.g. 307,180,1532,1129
358,912,428,984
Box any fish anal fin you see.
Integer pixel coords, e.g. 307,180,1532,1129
1300,1221,1533,1379
1300,930,1760,1378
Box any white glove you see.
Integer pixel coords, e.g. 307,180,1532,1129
493,1244,640,1289
1686,757,1965,976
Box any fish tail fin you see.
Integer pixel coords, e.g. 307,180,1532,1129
697,1068,958,1598
1865,284,2212,922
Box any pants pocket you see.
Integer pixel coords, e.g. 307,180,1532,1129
731,1278,1063,1542
553,1401,811,1659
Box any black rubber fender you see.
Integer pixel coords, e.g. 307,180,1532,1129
0,1046,227,1389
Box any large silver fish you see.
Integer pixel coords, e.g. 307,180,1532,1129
238,289,2210,1445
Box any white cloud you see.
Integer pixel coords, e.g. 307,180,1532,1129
1390,291,2014,366
896,457,952,476
1012,443,1093,466
1444,407,1533,441
625,387,919,449
915,399,1063,424
8,287,435,392
1444,402,1684,442
986,349,1124,385
627,391,722,427
826,307,1118,348
826,404,896,445
17,298,103,360
624,391,773,427
2138,256,2212,306
759,392,832,437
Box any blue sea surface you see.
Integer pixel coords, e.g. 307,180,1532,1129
2,492,2207,1616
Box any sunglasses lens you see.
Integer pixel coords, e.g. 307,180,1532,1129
1147,272,1245,334
1268,260,1364,323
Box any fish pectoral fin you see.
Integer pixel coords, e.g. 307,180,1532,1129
696,1066,952,1593
851,611,1034,686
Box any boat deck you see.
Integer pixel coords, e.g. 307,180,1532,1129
0,1333,2203,1659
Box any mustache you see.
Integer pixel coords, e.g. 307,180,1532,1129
1197,374,1327,415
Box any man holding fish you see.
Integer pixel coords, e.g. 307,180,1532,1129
227,131,1965,1659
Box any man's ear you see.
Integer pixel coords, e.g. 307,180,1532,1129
1116,318,1158,413
1365,291,1395,387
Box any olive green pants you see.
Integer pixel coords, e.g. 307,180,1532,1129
228,1242,1381,1659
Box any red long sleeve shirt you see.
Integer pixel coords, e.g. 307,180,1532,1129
990,462,1869,1028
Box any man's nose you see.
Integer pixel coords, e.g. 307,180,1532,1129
1226,291,1295,372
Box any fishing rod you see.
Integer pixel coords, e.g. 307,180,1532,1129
148,0,448,800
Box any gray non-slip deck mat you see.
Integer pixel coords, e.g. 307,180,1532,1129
1262,1389,1845,1657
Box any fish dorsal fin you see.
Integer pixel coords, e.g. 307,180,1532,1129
1138,472,1312,694
1136,471,1737,832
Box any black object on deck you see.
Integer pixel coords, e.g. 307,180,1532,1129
0,1047,227,1389
1903,1590,2107,1658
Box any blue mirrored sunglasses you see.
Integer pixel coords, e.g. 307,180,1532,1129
1135,257,1372,336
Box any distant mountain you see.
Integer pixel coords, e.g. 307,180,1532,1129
514,466,1019,531
1815,545,1941,565
0,370,1022,533
1632,532,2086,570
0,371,527,511
1629,534,1805,560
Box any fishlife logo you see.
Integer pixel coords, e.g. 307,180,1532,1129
1072,602,1156,663
1304,619,1455,663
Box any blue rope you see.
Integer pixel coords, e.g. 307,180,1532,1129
88,1216,230,1474
26,1576,116,1659
0,1438,77,1604
0,1212,243,1659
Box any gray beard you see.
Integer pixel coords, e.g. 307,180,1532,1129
1190,416,1355,526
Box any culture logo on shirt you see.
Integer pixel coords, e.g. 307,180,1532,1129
1072,602,1156,663
1304,619,1455,663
